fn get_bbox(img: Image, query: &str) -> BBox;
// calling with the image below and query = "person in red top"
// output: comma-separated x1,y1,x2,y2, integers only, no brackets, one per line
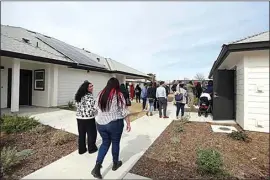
129,83,135,101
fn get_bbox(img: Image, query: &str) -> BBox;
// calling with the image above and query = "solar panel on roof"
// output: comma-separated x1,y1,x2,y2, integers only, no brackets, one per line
36,35,106,69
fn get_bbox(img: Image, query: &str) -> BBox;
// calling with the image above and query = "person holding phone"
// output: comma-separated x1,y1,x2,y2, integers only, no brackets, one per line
91,78,131,179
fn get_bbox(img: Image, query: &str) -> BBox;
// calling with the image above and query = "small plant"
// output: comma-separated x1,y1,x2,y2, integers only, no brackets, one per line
68,101,75,109
51,131,74,145
1,147,33,176
170,137,180,144
175,124,184,132
228,131,250,142
194,98,199,105
196,148,223,175
30,125,48,134
181,113,191,123
1,115,40,134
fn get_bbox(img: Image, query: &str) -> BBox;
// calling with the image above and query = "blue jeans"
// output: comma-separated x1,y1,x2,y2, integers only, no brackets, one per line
148,102,154,113
142,98,147,110
96,119,124,164
176,102,185,117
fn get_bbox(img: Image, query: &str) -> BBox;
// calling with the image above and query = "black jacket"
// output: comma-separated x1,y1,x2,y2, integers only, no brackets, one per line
165,86,169,96
147,87,156,99
135,86,142,95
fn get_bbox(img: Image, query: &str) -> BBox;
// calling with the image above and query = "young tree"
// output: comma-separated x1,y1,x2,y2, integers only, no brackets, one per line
194,73,205,80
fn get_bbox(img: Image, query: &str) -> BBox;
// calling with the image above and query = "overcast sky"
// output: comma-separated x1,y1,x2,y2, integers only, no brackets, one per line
1,1,269,80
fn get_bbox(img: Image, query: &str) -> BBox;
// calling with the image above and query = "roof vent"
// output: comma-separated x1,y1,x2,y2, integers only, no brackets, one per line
22,38,30,43
85,50,91,53
97,58,100,62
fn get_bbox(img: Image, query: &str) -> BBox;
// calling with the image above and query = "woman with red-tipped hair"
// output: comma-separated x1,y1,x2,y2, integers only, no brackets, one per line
91,77,131,179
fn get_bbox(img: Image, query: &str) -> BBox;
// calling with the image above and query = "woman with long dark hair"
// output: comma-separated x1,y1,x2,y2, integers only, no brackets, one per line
120,83,129,100
91,78,131,179
75,80,97,155
135,84,142,103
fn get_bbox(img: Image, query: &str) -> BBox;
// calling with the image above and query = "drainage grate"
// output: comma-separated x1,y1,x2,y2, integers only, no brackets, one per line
219,127,231,131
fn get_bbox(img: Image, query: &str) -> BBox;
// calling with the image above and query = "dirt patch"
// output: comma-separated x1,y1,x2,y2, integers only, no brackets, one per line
128,102,146,121
167,94,174,102
130,121,269,179
0,125,77,180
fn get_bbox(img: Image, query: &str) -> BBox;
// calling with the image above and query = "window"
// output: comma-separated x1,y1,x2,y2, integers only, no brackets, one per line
34,70,45,91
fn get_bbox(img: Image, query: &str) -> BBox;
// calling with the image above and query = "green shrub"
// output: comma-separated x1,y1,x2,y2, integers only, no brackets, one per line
68,101,75,109
1,115,40,134
196,148,223,174
30,125,48,134
194,98,199,105
228,131,250,142
51,131,74,145
1,147,33,176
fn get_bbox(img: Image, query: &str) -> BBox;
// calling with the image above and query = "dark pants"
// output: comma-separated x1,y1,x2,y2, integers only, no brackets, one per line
77,118,97,154
176,102,185,117
158,97,167,117
96,119,124,164
154,98,159,110
135,93,141,103
142,98,147,110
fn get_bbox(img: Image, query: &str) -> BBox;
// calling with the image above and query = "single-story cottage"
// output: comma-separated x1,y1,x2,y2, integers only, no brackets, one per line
209,31,269,133
1,25,149,112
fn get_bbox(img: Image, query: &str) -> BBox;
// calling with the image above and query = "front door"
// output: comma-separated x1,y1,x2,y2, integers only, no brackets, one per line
7,69,32,107
213,70,235,120
19,70,32,105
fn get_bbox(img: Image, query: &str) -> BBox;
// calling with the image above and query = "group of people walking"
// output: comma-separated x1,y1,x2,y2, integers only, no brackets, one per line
74,78,213,179
135,81,170,118
74,78,131,179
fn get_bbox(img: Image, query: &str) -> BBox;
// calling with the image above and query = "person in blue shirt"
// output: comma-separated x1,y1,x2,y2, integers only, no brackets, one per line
141,83,148,111
206,80,213,95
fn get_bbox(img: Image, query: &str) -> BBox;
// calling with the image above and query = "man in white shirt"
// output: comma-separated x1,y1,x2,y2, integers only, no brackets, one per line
156,81,169,118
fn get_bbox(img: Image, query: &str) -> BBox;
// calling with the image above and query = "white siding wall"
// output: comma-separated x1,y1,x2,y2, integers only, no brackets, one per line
57,67,112,106
244,51,269,133
1,57,51,108
235,59,245,128
1,68,8,108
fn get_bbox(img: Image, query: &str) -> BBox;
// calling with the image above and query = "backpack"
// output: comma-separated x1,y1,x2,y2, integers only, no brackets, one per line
175,93,183,101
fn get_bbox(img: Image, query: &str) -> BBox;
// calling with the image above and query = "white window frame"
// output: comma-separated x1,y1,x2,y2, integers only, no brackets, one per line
34,69,45,91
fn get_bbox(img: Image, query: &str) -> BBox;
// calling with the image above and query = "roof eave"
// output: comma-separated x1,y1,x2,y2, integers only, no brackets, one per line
208,41,270,78
113,70,150,79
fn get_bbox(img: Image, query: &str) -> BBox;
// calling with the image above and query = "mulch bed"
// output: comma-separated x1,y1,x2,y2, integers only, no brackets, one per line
130,121,270,179
0,125,77,180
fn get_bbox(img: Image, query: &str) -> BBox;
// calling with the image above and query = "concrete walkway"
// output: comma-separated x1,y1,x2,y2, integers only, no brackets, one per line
22,103,175,179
